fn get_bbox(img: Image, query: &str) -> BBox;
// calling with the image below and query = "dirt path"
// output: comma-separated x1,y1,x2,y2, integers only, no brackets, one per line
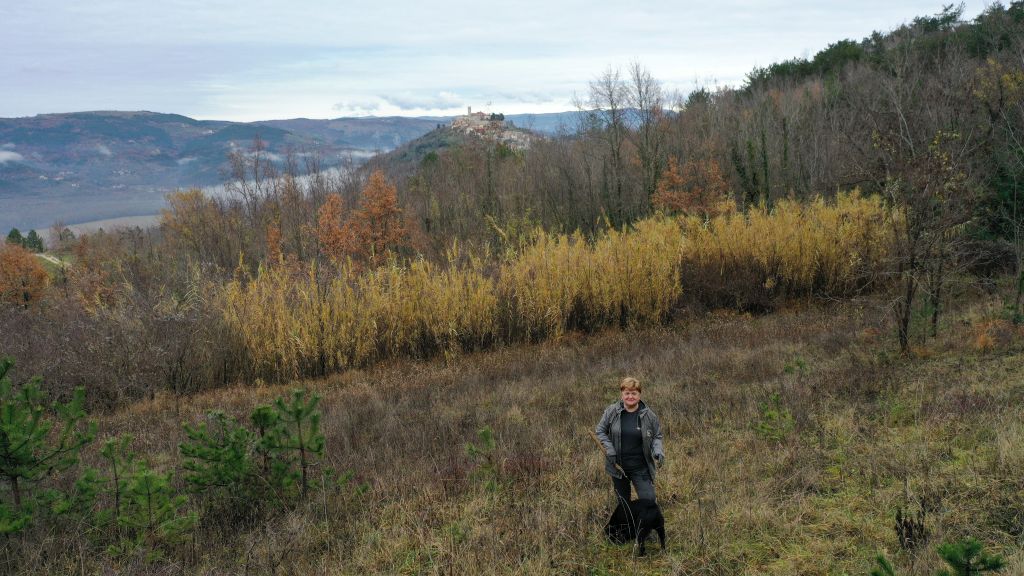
36,253,63,266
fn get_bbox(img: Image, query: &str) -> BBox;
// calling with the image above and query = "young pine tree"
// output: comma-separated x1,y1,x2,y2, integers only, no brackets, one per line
180,411,257,503
937,538,1006,575
117,463,195,551
24,230,44,252
0,358,94,533
99,434,137,529
466,426,498,491
5,228,23,247
272,389,325,498
250,403,293,496
869,554,897,576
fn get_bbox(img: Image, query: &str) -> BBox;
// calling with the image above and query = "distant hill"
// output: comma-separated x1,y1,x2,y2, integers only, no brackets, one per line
503,111,582,134
365,111,563,184
0,110,579,233
258,117,444,151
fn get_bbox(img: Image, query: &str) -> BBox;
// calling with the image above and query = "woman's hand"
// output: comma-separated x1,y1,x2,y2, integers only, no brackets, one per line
654,453,664,468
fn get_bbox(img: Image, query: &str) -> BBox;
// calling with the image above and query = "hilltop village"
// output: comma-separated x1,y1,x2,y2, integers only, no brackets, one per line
450,107,536,149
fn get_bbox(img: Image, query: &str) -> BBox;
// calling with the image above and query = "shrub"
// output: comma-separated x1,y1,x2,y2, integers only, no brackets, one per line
937,537,1006,575
0,357,94,533
754,392,795,443
679,192,890,309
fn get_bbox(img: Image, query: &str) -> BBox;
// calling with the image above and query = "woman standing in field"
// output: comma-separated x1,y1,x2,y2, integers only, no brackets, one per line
595,377,665,503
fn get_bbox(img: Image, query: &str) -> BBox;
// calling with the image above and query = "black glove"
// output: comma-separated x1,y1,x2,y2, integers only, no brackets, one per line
606,454,617,469
654,453,664,468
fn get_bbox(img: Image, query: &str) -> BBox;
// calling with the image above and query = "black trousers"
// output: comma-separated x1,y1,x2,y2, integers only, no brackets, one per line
612,467,655,502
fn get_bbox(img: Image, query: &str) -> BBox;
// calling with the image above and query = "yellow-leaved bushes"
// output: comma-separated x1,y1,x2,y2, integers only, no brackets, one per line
678,191,891,309
223,257,499,381
222,193,892,381
500,217,683,340
356,254,499,360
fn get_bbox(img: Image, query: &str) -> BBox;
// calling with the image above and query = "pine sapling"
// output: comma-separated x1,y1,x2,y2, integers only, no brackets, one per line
180,411,256,496
869,553,897,576
100,434,136,526
0,358,94,531
273,390,325,498
466,426,498,491
937,538,1005,575
117,462,195,553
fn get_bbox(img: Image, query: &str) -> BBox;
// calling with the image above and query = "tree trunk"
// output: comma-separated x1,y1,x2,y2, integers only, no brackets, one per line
1014,262,1024,324
898,268,916,354
9,476,20,508
930,252,945,338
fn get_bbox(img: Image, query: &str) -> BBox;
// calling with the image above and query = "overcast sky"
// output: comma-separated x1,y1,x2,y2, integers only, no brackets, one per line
2,1,993,121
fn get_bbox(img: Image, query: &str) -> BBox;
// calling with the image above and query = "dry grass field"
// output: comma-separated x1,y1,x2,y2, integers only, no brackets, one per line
12,282,1024,575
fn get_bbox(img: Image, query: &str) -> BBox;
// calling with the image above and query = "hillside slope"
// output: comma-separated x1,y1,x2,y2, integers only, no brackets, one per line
39,292,1024,575
0,112,441,231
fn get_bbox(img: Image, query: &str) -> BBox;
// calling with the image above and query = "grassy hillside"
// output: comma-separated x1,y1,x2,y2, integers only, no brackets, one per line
13,283,1023,574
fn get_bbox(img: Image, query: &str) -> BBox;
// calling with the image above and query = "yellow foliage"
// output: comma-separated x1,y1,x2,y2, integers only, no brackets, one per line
679,191,890,308
972,319,1015,351
501,217,683,340
222,256,499,380
222,193,891,380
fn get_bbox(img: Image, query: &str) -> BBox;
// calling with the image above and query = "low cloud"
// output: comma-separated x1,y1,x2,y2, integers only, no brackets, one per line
1,143,15,150
332,97,386,116
176,157,197,165
0,151,25,164
496,91,559,104
380,91,463,111
243,150,284,163
96,144,112,156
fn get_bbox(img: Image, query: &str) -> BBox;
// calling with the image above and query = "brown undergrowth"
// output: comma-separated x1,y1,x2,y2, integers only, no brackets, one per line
7,291,1024,574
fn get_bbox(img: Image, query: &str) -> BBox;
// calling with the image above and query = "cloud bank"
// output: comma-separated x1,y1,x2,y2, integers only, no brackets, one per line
0,1,994,121
0,151,25,164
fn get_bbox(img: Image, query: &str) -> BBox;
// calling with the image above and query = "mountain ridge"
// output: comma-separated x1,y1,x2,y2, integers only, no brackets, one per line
0,110,579,232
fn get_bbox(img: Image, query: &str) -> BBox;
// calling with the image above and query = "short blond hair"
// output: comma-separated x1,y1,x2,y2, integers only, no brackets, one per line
619,377,642,393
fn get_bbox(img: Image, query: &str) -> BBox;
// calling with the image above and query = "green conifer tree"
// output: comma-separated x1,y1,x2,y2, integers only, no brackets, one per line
100,434,137,528
466,426,498,491
869,554,897,576
0,357,94,533
937,538,1005,575
180,411,256,501
24,230,44,252
5,228,23,246
117,463,195,550
272,389,324,498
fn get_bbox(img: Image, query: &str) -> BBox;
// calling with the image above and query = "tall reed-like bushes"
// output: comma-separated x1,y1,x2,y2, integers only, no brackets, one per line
679,192,890,309
223,194,892,381
223,255,501,380
500,218,684,340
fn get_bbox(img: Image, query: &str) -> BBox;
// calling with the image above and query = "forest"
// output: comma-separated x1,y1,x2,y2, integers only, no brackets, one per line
1,4,1024,574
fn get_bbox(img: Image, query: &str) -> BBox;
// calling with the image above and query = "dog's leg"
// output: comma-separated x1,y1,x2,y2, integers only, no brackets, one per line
636,526,649,556
656,525,666,549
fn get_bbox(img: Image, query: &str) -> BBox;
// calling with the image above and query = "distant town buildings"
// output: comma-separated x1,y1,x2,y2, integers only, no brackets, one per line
450,107,535,150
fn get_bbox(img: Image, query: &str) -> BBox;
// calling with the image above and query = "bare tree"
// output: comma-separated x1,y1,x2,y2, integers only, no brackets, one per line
627,62,666,207
588,67,631,225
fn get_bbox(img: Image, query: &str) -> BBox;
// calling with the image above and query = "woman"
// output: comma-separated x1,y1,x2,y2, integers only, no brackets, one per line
595,377,665,503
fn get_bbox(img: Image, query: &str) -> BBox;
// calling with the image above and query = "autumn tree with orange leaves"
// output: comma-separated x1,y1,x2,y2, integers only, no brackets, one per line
317,170,420,269
652,156,731,219
316,193,349,265
0,244,48,305
266,221,284,266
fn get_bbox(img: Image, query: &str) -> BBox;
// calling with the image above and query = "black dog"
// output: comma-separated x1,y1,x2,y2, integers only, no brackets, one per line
604,498,666,555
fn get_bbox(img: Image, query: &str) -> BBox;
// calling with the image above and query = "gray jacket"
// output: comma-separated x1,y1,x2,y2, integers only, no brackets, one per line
595,400,664,480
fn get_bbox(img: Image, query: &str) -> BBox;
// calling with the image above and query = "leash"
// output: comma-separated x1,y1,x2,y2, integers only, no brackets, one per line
589,428,642,558
588,429,628,478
